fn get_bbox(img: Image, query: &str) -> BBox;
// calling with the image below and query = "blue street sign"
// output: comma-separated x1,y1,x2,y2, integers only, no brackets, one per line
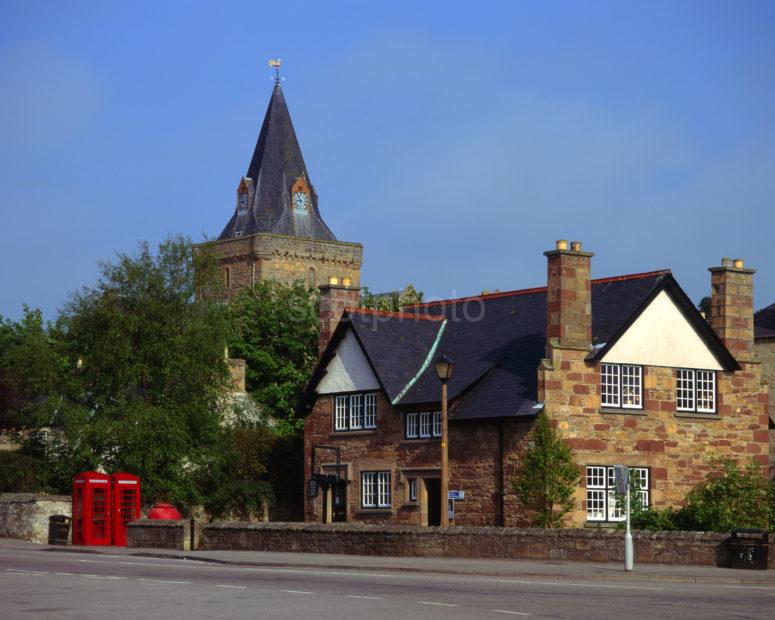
448,490,465,500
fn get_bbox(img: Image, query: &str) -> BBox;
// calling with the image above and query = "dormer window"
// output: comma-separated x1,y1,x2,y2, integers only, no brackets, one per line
237,191,249,214
234,230,243,237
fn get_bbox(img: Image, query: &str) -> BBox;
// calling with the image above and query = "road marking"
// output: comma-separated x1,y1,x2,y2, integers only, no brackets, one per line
81,574,125,580
247,567,390,578
419,601,457,607
346,595,383,600
217,584,248,589
487,578,661,591
493,611,531,616
137,578,191,584
713,584,775,591
281,589,314,595
55,572,75,575
6,569,49,574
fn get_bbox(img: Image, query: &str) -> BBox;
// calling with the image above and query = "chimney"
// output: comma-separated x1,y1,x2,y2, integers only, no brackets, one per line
318,283,361,356
544,239,594,350
708,257,756,362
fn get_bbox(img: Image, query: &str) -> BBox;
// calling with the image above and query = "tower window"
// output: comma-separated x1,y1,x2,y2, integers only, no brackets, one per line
225,267,231,289
308,267,317,288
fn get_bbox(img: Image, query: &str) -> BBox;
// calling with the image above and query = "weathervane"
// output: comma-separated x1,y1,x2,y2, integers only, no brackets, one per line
268,58,283,84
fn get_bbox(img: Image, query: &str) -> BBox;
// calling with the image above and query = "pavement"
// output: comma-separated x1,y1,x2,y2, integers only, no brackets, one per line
1,537,772,586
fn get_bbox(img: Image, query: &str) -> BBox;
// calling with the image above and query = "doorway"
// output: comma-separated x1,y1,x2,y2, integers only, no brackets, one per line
425,478,441,526
332,481,347,522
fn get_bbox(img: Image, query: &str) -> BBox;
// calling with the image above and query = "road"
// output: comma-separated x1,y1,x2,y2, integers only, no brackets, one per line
1,547,773,619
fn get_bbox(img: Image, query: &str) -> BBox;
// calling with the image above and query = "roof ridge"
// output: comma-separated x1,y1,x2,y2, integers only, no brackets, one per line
346,307,444,322
406,269,672,309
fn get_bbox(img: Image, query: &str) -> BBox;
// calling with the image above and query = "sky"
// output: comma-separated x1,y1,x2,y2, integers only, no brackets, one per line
1,0,774,320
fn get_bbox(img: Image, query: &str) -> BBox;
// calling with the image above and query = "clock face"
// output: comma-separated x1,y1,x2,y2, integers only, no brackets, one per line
238,192,248,212
293,191,309,211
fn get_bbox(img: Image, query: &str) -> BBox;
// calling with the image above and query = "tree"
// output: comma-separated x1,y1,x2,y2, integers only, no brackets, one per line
6,236,234,505
361,284,424,312
698,296,712,318
226,280,319,435
512,412,579,527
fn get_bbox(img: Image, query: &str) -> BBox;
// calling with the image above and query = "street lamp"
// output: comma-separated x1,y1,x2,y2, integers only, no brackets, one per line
434,354,455,527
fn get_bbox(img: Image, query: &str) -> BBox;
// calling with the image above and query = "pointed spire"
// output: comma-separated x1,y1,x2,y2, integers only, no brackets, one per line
218,78,336,242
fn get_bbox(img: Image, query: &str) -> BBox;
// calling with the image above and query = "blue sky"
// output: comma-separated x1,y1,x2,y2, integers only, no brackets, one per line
1,0,774,320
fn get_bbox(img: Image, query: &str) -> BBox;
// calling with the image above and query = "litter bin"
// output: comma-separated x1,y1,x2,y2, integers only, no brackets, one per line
48,515,71,546
729,529,768,570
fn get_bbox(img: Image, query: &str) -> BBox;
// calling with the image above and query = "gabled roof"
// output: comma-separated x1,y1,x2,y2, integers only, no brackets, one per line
303,270,739,422
218,83,336,242
755,302,775,339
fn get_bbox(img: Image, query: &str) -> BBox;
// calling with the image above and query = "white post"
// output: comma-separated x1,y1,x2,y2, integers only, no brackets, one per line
624,481,633,571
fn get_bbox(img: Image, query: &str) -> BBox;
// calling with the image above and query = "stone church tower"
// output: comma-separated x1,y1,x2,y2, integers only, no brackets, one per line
197,78,362,297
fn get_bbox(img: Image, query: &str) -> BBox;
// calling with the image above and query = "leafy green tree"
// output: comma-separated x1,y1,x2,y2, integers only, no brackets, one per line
4,236,234,505
361,284,423,312
226,280,318,435
512,412,580,527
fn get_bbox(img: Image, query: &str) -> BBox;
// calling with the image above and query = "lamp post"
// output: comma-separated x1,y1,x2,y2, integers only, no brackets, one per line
434,354,455,527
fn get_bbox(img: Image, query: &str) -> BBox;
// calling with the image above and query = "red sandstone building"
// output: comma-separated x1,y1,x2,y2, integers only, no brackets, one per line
302,242,769,526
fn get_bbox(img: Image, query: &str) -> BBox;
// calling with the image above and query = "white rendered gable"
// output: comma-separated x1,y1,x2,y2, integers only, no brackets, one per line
602,290,722,370
317,328,381,394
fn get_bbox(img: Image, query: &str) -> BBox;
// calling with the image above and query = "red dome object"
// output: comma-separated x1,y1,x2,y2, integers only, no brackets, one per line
147,503,182,520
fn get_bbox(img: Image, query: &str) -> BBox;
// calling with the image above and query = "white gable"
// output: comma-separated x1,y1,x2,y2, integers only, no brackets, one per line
317,328,381,394
602,290,722,370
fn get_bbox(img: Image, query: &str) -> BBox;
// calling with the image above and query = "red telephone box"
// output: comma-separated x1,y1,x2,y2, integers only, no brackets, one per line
72,471,112,546
110,473,141,547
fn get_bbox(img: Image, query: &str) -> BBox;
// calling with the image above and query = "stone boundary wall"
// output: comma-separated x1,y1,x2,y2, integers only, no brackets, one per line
0,493,71,544
200,523,774,569
126,519,198,551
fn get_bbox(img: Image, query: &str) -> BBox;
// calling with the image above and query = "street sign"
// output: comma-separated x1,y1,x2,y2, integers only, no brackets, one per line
448,490,465,500
307,479,319,498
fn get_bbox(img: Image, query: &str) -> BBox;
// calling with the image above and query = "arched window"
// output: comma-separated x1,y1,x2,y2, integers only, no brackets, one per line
307,267,317,289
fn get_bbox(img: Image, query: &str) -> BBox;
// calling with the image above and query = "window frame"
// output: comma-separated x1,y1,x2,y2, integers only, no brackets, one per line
408,478,417,503
333,392,378,432
405,411,442,439
676,368,716,414
361,471,391,509
600,363,643,410
585,465,650,523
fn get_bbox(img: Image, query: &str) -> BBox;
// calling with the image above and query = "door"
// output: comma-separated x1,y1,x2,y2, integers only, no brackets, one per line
425,478,441,526
332,481,347,522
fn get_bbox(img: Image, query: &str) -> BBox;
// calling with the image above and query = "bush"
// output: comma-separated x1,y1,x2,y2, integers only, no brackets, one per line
624,458,772,532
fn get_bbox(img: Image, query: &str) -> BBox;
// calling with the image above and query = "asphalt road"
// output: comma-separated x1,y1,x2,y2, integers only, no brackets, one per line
1,547,773,619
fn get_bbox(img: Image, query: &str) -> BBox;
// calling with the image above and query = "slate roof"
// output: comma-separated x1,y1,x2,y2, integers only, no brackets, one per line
754,303,775,339
306,270,738,422
218,83,336,242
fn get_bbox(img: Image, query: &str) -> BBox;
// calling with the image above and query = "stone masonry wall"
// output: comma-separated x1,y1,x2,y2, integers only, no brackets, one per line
201,522,775,569
303,392,534,526
197,233,363,300
126,519,198,551
754,338,775,477
539,342,770,525
0,493,71,544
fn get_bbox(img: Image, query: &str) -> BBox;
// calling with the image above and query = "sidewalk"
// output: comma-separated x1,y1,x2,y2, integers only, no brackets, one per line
1,538,773,586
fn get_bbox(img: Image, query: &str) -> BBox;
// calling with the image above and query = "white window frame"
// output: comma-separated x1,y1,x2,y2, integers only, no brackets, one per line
601,363,642,409
432,411,441,437
408,478,417,502
406,413,418,439
364,393,377,428
419,412,432,438
361,471,391,509
586,465,649,522
676,369,716,413
333,392,378,431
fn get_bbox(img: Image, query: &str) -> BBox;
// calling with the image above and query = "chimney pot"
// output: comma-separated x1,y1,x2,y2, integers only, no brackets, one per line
342,277,351,287
721,257,733,268
328,276,339,285
556,239,568,251
733,258,744,269
570,240,582,252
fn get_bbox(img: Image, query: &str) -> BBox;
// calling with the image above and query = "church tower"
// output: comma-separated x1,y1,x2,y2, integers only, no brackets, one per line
198,73,362,297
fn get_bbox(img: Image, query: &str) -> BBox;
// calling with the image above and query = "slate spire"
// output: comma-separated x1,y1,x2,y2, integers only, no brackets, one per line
218,82,336,241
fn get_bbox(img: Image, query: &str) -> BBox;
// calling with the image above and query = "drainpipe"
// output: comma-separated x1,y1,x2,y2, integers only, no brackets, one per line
497,421,505,527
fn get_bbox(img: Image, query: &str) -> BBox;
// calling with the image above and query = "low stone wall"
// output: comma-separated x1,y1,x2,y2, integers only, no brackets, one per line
201,522,774,568
126,519,198,551
0,493,71,544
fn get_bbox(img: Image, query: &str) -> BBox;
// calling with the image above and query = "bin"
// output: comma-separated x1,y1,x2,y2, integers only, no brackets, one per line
729,529,769,570
48,515,71,545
